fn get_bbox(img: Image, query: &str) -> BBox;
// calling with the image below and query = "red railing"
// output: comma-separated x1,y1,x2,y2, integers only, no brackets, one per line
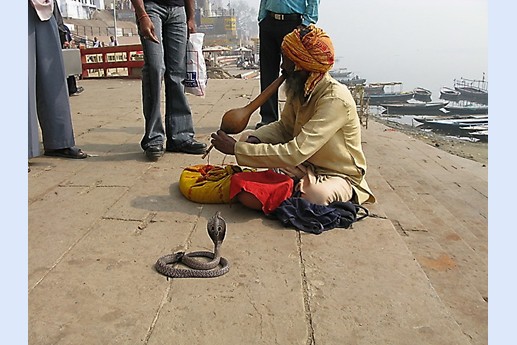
80,44,245,79
80,44,144,79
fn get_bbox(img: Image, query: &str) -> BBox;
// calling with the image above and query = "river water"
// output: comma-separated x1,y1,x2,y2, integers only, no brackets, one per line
319,0,488,100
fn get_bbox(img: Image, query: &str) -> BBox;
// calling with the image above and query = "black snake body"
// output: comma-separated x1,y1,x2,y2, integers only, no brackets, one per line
155,212,230,278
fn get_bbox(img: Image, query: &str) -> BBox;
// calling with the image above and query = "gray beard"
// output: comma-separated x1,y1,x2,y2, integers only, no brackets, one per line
284,71,308,102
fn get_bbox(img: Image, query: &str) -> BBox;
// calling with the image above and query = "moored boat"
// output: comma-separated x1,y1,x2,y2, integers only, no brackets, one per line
413,116,488,135
329,68,352,79
454,76,488,104
469,130,488,142
459,124,488,132
364,83,385,95
414,116,488,126
366,82,415,105
439,86,461,101
413,87,432,102
443,101,488,115
381,101,448,115
338,75,367,86
368,91,415,105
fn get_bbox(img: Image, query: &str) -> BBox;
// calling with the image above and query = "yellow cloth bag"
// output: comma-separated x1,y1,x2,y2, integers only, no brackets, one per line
179,164,253,204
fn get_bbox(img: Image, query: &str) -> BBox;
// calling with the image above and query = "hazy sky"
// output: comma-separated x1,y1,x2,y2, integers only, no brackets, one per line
239,0,488,96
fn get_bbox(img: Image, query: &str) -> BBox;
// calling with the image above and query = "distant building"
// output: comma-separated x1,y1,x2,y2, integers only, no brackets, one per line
198,15,238,46
58,0,242,46
58,0,105,19
197,0,211,16
196,0,238,47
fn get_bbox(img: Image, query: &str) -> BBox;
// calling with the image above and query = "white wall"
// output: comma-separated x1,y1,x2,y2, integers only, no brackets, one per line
58,0,99,19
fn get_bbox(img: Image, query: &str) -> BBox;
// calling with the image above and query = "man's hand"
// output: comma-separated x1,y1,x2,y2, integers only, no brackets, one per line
187,18,197,35
211,130,237,155
139,16,159,43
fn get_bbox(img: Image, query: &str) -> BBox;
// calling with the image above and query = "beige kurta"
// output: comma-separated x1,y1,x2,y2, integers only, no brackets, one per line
234,73,376,204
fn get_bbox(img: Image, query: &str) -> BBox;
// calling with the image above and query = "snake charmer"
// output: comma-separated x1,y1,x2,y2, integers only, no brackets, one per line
210,25,376,213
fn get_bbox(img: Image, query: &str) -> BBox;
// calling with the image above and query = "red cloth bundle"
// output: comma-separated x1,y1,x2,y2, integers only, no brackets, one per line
230,170,294,214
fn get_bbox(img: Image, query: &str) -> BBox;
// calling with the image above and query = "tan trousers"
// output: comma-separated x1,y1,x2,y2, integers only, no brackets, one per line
278,165,353,205
239,131,353,205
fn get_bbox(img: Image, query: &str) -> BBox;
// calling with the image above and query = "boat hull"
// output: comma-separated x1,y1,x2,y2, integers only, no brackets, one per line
413,87,432,102
414,116,488,136
382,102,448,115
455,87,488,105
364,85,384,95
368,92,415,105
444,104,488,115
453,77,488,105
470,130,488,142
338,78,367,86
439,87,460,101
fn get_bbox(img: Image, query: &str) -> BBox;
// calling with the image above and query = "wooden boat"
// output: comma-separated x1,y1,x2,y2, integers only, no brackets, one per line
459,124,488,132
381,101,448,115
329,68,352,79
454,77,488,104
413,87,432,102
338,75,367,86
364,84,385,95
455,86,488,104
414,116,487,126
366,82,415,105
413,116,488,135
443,101,488,115
368,91,415,105
469,130,488,142
439,86,460,101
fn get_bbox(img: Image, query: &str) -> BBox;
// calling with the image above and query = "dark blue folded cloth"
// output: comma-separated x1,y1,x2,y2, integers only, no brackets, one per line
271,197,368,234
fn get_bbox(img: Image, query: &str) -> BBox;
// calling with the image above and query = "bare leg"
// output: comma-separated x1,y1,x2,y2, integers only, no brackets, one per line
235,191,263,210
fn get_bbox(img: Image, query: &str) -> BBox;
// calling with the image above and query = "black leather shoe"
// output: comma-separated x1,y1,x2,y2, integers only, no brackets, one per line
166,139,207,155
145,145,164,160
70,86,84,96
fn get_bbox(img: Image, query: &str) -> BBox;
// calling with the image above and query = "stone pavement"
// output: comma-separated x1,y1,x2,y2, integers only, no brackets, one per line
28,77,488,345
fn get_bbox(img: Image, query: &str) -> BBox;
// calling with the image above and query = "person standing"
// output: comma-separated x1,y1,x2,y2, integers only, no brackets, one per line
109,35,118,46
256,0,319,129
28,0,87,159
130,0,207,160
92,36,101,48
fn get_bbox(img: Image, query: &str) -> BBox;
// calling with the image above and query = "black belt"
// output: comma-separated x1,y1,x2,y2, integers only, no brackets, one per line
267,11,302,21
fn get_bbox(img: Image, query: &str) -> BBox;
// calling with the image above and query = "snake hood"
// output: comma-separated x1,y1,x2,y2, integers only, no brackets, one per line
207,211,226,245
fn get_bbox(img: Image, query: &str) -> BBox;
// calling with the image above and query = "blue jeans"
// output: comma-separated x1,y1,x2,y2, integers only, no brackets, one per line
138,2,195,150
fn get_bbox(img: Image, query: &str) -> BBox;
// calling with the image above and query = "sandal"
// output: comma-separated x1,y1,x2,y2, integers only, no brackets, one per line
44,146,87,159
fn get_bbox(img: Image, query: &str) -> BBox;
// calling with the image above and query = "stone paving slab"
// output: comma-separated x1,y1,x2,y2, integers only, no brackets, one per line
28,78,487,345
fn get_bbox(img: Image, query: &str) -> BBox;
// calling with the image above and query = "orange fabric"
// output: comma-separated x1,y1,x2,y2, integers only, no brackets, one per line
281,24,335,96
230,170,294,214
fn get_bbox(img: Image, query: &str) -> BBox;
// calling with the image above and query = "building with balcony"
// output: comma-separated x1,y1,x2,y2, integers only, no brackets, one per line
57,0,106,19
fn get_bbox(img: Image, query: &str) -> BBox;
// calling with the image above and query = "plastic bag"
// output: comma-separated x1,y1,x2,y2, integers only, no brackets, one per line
184,33,207,97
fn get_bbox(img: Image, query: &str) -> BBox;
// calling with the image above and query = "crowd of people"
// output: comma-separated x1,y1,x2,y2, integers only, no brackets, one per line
28,0,375,211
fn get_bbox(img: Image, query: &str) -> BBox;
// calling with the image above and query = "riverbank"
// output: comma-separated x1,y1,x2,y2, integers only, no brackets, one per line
371,115,488,165
214,65,489,166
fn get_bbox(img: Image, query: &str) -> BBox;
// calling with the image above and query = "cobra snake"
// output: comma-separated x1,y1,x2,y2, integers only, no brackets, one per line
155,211,230,278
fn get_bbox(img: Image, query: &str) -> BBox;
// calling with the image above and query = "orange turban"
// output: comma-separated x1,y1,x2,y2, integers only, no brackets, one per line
281,25,335,96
